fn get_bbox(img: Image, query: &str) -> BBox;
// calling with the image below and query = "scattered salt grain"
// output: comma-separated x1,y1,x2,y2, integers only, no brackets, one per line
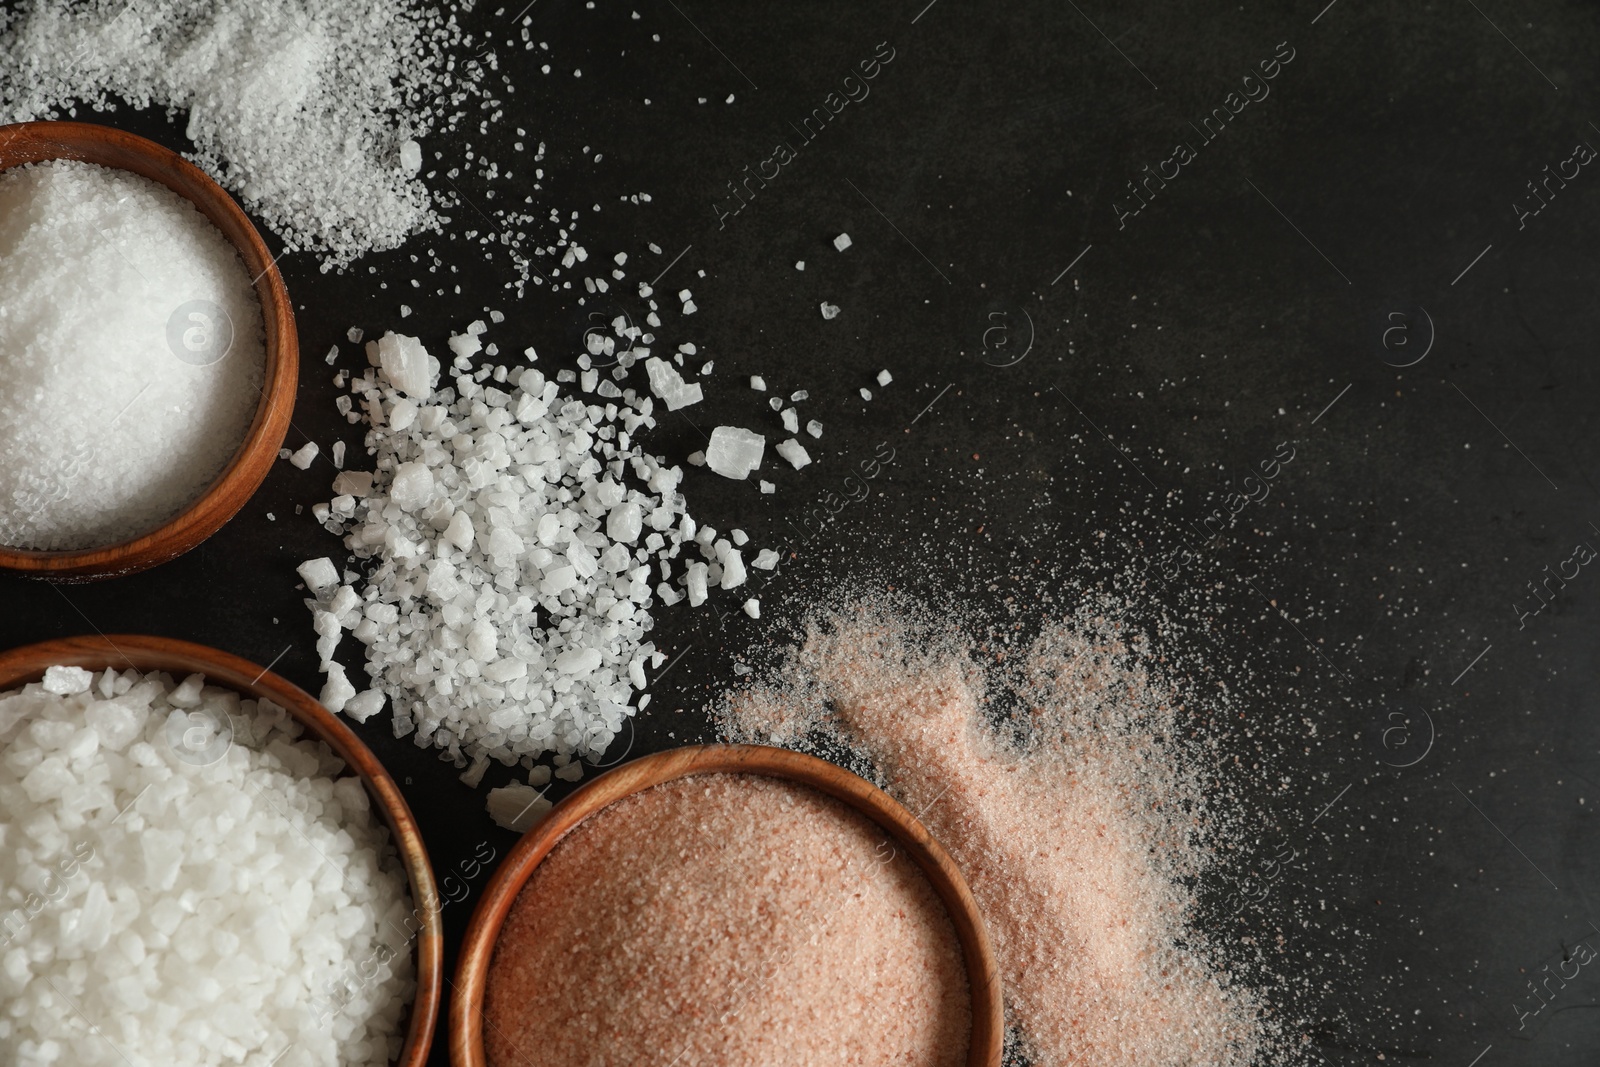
860,387,874,401
833,232,853,251
752,548,780,570
742,598,761,618
877,368,894,386
290,442,321,470
807,419,824,438
759,480,776,494
781,408,800,433
0,3,500,266
820,301,841,320
750,375,767,391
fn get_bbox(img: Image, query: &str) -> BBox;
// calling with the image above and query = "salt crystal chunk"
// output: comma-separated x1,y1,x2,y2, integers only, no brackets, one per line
554,761,584,782
297,557,340,594
41,665,93,695
720,550,747,589
807,419,824,438
781,408,799,434
400,139,423,176
444,511,476,550
877,368,894,386
731,529,749,546
833,232,852,251
759,480,776,494
607,501,642,543
289,442,320,469
750,376,766,391
752,548,781,570
390,461,436,511
743,598,761,618
529,765,553,786
377,331,437,399
820,302,840,320
320,664,356,714
645,357,703,411
332,441,347,468
487,783,551,832
775,438,812,470
790,390,809,402
344,689,385,723
686,562,709,606
331,471,373,497
860,387,873,401
705,427,765,480
460,755,490,788
85,699,143,750
555,647,602,675
347,327,364,343
768,397,783,412
795,260,805,271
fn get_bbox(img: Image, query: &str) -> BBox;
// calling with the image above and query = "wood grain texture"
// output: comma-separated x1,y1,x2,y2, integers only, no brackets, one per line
0,635,442,1067
0,120,297,581
450,743,1003,1067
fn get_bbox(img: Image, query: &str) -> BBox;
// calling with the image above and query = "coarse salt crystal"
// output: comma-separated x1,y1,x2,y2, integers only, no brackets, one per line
705,427,766,480
775,438,812,470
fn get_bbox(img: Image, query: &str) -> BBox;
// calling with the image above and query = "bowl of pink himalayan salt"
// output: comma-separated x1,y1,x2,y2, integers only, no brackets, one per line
0,120,296,581
451,744,1003,1067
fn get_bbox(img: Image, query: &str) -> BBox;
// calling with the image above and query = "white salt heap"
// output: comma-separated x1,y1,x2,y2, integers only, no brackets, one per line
0,666,415,1067
305,322,783,776
0,1,487,267
0,160,263,551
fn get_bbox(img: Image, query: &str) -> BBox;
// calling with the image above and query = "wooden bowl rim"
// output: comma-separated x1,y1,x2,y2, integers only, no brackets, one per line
0,634,443,1067
0,119,297,581
450,742,1003,1067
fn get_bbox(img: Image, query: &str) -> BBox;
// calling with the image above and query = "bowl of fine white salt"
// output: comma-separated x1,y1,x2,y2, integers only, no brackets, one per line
0,120,296,580
0,634,444,1067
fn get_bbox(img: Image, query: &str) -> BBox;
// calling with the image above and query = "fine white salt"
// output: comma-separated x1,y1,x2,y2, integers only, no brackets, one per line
0,160,264,550
0,2,495,267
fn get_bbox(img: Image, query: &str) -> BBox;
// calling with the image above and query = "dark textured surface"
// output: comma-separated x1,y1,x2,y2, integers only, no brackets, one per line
3,1,1600,1063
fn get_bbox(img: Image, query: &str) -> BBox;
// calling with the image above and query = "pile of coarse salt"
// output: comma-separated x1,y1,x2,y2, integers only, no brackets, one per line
302,321,780,792
484,773,970,1067
0,159,263,551
0,0,496,268
0,665,415,1067
721,599,1291,1067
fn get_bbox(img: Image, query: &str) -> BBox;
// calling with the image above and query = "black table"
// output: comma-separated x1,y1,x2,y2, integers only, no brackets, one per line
4,1,1599,1063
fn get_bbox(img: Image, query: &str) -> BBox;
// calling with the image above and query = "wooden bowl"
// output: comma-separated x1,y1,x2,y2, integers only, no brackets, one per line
0,120,296,581
0,634,442,1067
451,743,1003,1067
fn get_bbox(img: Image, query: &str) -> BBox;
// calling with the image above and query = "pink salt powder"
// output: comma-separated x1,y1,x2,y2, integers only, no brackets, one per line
721,603,1272,1067
483,773,970,1067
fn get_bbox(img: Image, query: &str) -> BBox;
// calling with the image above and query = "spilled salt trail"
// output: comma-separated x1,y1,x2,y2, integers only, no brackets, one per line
720,602,1274,1067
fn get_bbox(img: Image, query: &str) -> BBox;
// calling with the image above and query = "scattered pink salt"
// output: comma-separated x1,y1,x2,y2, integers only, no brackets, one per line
721,603,1270,1067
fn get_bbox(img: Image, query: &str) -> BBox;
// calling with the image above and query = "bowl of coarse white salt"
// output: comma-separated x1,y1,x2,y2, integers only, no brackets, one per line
0,121,297,580
0,633,445,1067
